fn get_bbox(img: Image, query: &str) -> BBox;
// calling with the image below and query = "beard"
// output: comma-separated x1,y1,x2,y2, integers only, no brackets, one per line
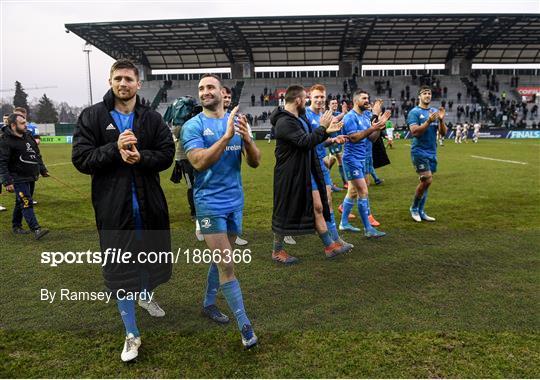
15,126,27,135
298,104,306,115
113,88,136,102
201,95,221,111
359,103,369,111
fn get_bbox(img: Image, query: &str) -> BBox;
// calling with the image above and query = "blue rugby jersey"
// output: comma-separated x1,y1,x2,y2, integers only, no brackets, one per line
342,109,372,163
407,106,439,158
181,113,244,215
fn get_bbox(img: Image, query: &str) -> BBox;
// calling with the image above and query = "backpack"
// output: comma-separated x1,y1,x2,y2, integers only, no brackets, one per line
163,96,201,129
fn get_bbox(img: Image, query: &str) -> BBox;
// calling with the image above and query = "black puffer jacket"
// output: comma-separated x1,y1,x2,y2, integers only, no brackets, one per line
270,108,330,235
0,125,47,186
72,90,175,293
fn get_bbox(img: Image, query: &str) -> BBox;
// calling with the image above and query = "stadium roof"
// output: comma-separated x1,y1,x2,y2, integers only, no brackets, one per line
65,14,540,69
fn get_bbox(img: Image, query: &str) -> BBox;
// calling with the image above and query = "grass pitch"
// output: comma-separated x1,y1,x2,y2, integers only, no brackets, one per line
1,139,539,377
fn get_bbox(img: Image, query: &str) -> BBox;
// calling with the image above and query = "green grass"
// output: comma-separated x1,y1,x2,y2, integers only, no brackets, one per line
1,139,539,378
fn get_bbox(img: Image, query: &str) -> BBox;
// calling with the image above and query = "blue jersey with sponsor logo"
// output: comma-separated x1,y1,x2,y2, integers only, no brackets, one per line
305,107,327,160
407,106,439,158
342,109,372,163
181,112,244,215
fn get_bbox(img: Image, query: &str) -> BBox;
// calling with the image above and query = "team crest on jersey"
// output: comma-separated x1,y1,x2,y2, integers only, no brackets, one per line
203,128,215,136
200,218,212,228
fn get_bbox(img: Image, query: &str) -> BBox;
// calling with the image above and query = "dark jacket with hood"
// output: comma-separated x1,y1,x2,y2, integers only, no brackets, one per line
270,107,330,235
72,90,175,293
0,125,47,186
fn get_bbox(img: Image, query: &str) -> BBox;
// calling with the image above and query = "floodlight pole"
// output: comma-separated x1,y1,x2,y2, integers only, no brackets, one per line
83,43,93,105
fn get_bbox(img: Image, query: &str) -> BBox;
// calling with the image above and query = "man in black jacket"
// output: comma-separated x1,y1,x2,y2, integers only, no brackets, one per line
72,59,175,362
0,113,49,238
270,85,344,264
0,114,8,212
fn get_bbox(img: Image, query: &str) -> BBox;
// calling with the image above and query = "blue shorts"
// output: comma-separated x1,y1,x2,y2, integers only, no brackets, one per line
197,210,243,235
311,165,332,191
343,160,365,181
412,155,437,173
364,156,374,176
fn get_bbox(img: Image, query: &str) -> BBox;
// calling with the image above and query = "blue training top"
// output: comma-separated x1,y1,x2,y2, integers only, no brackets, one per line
110,109,142,229
407,106,439,158
305,107,327,161
342,109,372,163
181,112,244,216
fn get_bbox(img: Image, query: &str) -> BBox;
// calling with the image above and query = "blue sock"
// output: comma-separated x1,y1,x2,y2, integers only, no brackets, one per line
370,167,380,182
357,198,373,231
203,263,220,308
117,299,140,337
327,212,339,241
318,230,334,247
273,233,284,252
366,197,372,215
341,197,355,225
412,194,422,209
419,189,429,213
221,279,251,330
338,165,346,184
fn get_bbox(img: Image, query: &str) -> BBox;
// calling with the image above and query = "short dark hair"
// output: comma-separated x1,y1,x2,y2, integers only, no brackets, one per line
353,89,369,98
110,59,139,79
418,85,431,95
223,85,232,95
200,73,223,88
13,107,27,116
8,113,23,126
284,85,305,103
352,89,369,102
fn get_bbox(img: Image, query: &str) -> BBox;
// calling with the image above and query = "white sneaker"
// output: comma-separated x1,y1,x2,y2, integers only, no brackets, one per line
195,220,204,241
235,236,248,246
138,299,165,317
0,205,6,211
420,212,436,222
410,207,422,222
121,333,141,362
284,236,296,245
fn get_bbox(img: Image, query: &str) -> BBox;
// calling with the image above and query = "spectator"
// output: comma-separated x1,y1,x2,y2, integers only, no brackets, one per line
251,94,255,107
0,113,49,238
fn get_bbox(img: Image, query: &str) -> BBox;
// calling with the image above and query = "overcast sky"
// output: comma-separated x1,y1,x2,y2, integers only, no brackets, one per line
1,0,539,107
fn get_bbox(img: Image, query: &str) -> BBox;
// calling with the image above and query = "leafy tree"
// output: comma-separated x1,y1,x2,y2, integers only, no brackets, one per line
35,94,58,123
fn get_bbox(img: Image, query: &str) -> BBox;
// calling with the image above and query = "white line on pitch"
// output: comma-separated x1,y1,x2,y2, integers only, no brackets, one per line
48,162,72,167
470,155,528,165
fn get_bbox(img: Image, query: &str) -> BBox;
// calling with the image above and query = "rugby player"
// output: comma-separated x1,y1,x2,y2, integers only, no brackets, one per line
407,85,447,222
339,90,390,237
182,73,261,349
305,85,353,256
